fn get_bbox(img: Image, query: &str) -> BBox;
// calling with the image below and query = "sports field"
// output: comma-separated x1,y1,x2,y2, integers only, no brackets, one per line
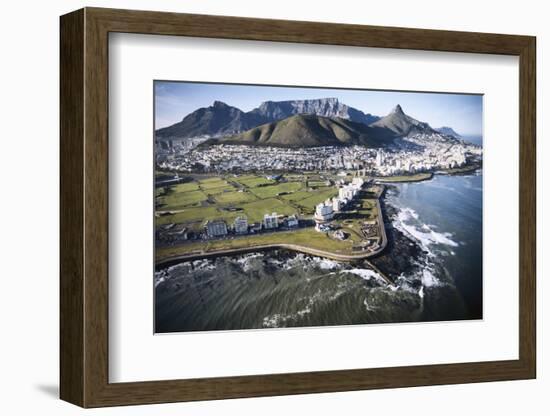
155,174,339,231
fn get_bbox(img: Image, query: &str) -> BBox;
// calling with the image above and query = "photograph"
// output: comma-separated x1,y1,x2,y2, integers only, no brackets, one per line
153,81,483,333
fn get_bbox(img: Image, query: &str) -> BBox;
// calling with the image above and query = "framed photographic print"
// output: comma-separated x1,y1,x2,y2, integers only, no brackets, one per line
60,7,536,408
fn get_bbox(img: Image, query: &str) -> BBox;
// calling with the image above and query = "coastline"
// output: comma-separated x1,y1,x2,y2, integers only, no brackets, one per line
436,163,481,175
155,164,479,272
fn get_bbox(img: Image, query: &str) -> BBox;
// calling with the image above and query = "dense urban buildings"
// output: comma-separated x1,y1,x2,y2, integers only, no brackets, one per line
157,140,480,177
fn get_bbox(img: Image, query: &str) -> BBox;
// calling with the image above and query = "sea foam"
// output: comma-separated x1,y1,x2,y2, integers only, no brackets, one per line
393,207,459,251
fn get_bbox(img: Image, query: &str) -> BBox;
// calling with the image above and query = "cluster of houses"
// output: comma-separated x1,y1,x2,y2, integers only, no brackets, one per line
314,177,365,232
374,144,472,176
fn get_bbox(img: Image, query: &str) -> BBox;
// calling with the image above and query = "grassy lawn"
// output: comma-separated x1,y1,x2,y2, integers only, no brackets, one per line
199,178,231,190
295,187,339,209
213,190,258,205
156,227,354,261
171,182,200,192
239,197,297,222
202,184,237,195
250,181,303,199
374,172,433,183
234,176,275,188
157,189,208,209
156,206,220,226
308,180,329,187
280,190,314,202
440,164,481,175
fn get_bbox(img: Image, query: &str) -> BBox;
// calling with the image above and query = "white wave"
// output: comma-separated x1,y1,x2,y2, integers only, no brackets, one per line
265,257,284,266
421,268,440,287
393,207,459,250
235,253,263,271
363,298,376,311
395,260,442,293
282,253,309,270
316,258,342,270
281,253,343,272
166,262,191,274
261,304,314,328
394,274,420,295
191,259,216,271
343,268,387,285
262,314,284,328
154,271,167,288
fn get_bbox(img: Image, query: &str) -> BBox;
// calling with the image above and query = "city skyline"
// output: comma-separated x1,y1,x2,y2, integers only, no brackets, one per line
155,81,483,136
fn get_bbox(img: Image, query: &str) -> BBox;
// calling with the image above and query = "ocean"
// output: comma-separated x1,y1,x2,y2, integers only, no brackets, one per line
155,172,483,333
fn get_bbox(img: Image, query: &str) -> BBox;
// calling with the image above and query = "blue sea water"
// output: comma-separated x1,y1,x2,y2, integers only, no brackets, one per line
386,172,483,319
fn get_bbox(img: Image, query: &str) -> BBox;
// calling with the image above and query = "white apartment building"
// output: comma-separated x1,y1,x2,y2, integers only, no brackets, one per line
234,216,248,234
315,200,334,222
263,212,279,229
332,197,344,212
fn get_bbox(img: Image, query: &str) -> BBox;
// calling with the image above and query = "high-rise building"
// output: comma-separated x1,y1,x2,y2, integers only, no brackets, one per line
263,213,279,229
376,150,385,167
315,201,334,222
234,216,248,234
332,197,344,212
205,220,228,238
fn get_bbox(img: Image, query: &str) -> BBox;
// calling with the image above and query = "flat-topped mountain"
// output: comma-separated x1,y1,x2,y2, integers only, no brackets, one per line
250,97,380,126
216,114,393,148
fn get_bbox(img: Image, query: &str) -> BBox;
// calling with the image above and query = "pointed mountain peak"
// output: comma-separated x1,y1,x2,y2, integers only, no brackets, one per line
391,104,405,115
212,100,230,108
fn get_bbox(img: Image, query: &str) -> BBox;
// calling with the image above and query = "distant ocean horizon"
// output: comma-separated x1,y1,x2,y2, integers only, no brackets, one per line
463,134,483,146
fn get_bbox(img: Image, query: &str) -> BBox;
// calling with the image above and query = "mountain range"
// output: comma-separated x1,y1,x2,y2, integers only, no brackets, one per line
156,97,461,148
155,97,380,140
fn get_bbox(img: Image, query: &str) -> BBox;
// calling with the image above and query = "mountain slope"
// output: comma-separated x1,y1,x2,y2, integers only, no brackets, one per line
155,101,268,139
370,104,434,137
217,114,392,148
435,126,462,139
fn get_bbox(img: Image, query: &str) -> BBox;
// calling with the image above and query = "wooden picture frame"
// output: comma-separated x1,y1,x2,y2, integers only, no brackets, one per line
60,7,536,408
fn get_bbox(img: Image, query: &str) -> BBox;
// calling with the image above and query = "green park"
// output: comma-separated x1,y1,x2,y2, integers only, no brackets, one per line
155,173,385,262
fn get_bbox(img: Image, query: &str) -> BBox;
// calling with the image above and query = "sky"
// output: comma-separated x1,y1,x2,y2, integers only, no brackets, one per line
155,81,483,136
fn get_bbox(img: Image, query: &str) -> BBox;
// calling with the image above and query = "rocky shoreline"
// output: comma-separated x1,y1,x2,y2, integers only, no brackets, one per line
368,186,426,282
